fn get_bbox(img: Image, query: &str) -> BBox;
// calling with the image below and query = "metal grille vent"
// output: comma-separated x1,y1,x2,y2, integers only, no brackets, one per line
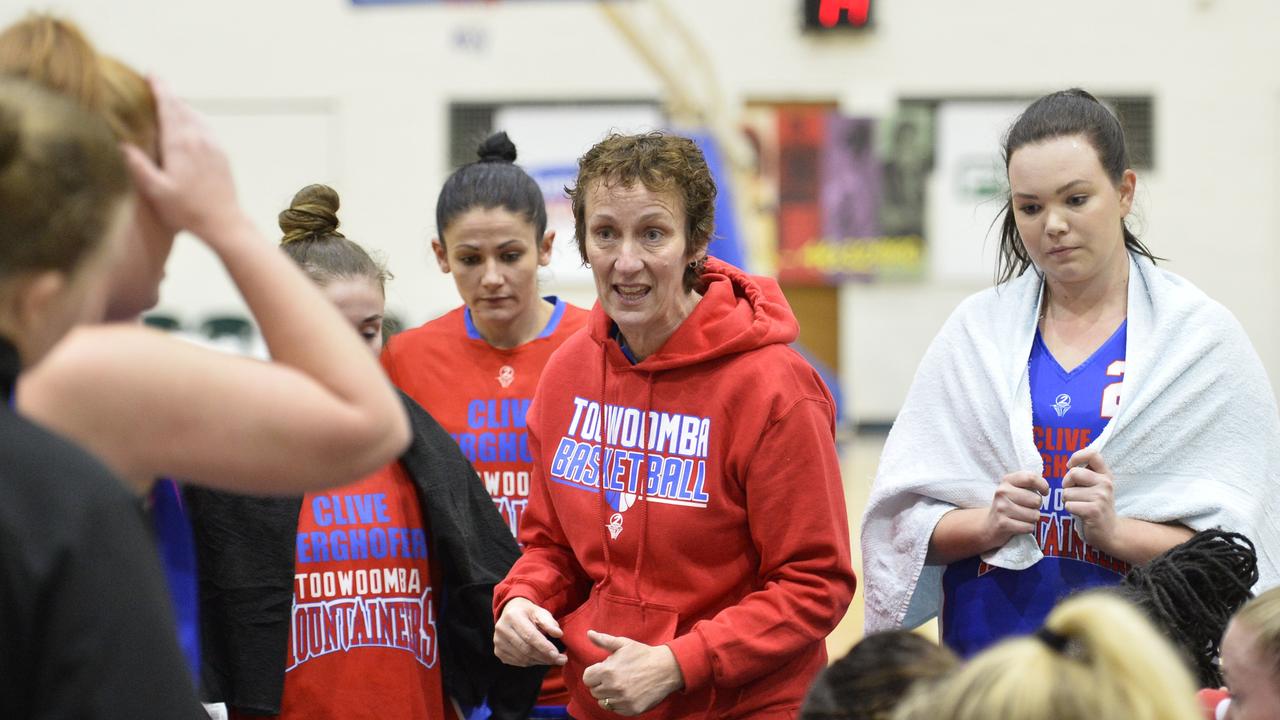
449,103,496,170
1103,96,1154,171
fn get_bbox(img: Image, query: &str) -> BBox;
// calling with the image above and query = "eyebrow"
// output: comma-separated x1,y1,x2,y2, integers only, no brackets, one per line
1013,179,1090,200
454,239,525,251
590,210,674,226
362,314,384,323
636,211,675,225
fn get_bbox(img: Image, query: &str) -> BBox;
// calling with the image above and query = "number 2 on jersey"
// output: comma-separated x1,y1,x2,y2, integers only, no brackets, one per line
1100,360,1125,419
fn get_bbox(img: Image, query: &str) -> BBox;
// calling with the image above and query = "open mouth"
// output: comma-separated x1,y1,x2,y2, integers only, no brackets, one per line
613,284,650,305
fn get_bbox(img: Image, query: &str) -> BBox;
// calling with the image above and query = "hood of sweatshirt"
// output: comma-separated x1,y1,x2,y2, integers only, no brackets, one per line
585,257,798,371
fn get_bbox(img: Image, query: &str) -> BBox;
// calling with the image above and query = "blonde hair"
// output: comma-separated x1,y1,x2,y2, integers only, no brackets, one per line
278,184,389,292
98,55,157,158
0,14,157,157
0,15,101,111
1233,586,1280,677
894,593,1202,720
0,76,129,279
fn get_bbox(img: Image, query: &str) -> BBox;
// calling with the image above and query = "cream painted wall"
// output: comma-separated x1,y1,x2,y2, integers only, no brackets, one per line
5,0,1277,420
1,0,660,325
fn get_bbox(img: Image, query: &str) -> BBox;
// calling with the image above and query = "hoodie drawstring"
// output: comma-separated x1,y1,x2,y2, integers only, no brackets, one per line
633,375,654,595
594,335,656,599
596,345,614,586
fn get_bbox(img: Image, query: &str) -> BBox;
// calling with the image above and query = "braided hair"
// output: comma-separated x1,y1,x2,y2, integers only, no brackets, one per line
1115,529,1258,687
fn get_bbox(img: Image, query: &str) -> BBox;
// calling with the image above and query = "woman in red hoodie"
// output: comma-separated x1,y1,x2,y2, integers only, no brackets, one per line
493,132,856,719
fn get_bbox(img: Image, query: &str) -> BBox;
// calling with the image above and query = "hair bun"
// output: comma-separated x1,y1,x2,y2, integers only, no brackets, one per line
1064,87,1102,104
279,183,343,245
476,131,517,164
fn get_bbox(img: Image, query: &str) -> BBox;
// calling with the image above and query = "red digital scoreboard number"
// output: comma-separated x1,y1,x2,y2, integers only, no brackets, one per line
803,0,872,30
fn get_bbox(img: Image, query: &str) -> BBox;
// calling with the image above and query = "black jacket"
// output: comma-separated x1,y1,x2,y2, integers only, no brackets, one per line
187,391,544,717
0,339,205,719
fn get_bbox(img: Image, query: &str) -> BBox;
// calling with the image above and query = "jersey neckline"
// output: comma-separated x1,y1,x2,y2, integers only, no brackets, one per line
463,296,566,344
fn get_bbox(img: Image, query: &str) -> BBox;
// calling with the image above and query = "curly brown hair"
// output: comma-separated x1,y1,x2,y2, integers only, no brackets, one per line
567,132,716,291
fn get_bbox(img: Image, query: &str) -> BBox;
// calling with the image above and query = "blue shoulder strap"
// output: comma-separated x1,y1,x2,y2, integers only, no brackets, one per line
149,478,201,681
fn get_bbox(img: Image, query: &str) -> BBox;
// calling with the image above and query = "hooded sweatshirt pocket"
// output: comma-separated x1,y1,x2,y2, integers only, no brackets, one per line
562,591,680,719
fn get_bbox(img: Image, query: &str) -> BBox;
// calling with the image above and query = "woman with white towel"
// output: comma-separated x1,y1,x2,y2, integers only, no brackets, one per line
861,88,1280,657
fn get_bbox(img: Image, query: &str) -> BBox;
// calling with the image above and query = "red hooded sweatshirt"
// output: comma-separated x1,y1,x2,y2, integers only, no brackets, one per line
494,259,856,719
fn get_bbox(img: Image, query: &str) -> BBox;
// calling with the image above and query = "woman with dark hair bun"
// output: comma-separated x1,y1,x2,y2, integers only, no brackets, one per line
382,131,589,717
186,184,542,720
863,88,1280,657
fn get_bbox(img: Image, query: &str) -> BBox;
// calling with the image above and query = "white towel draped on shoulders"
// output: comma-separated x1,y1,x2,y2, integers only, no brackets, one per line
860,253,1280,631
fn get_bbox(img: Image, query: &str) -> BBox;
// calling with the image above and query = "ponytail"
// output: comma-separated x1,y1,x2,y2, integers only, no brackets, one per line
894,593,1201,720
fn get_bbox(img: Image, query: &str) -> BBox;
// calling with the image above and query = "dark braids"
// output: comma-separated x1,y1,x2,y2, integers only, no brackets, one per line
1114,529,1258,687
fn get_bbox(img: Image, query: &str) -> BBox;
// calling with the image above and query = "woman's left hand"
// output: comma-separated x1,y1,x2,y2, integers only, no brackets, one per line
582,630,685,715
1063,447,1118,551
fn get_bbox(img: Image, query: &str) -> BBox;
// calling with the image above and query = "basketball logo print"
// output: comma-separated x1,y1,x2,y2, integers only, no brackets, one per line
1052,393,1072,417
497,365,515,388
607,513,624,540
605,489,638,514
618,492,637,512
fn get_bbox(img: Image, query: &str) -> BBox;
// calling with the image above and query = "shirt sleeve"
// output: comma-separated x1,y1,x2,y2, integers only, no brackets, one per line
664,396,856,691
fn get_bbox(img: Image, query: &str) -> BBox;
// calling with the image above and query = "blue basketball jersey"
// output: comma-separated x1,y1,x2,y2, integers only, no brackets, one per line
941,320,1130,657
150,478,200,680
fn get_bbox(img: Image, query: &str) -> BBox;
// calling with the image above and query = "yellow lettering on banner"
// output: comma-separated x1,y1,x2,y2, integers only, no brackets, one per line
780,235,925,275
